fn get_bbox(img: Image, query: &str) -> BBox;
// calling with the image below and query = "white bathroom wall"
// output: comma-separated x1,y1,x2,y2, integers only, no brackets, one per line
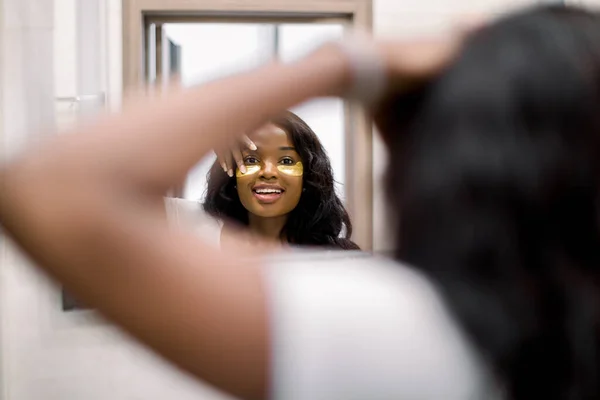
75,0,103,116
54,0,107,131
0,0,55,158
54,0,77,130
0,1,57,400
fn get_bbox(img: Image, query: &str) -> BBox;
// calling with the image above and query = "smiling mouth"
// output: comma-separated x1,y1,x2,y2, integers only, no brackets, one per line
252,188,284,203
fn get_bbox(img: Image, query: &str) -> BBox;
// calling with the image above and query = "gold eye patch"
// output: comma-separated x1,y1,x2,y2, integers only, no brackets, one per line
235,162,303,177
235,164,260,178
277,162,303,177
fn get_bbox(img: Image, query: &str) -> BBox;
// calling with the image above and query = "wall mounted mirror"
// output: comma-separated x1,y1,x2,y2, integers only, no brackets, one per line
123,0,374,251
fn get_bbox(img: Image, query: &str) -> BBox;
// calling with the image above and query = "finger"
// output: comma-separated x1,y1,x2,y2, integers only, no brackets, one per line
215,150,228,174
240,134,257,151
221,138,241,177
224,150,235,178
232,146,246,175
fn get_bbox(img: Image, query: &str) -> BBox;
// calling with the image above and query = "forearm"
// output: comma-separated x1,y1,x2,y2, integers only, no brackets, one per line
0,164,268,399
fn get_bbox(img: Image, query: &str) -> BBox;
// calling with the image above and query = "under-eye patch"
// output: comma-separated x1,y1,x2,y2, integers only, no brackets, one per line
235,162,303,177
277,162,303,177
236,164,260,178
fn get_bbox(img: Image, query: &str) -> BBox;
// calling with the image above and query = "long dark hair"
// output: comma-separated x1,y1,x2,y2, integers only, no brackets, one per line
203,111,359,250
377,5,600,399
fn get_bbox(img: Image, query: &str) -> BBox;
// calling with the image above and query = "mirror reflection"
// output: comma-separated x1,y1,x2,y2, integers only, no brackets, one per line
149,21,356,249
204,111,359,250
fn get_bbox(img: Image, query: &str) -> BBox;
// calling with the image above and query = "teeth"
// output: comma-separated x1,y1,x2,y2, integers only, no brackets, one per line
255,189,282,194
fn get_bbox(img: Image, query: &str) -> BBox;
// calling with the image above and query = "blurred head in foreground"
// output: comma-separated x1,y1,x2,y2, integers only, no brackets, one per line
377,5,600,399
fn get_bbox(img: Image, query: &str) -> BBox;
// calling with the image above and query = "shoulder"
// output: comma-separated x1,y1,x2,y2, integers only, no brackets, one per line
265,253,494,399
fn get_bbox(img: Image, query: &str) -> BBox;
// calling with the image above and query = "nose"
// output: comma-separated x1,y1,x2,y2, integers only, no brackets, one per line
260,160,278,180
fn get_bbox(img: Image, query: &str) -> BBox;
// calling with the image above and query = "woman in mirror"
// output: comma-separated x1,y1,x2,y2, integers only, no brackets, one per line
204,111,359,250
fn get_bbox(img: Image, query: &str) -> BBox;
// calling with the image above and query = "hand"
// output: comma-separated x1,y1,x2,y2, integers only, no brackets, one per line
375,16,487,94
215,134,257,177
367,17,488,141
350,16,487,100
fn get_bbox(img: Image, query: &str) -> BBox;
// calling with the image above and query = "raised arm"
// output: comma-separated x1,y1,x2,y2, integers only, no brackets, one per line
0,45,353,400
0,37,461,400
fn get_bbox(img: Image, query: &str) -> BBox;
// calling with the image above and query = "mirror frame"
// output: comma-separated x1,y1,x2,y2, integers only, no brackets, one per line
122,0,374,250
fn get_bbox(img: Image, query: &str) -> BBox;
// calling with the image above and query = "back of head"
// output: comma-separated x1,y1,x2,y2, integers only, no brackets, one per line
377,6,600,399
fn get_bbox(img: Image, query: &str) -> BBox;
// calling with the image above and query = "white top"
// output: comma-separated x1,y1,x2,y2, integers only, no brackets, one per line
266,253,500,400
163,198,497,398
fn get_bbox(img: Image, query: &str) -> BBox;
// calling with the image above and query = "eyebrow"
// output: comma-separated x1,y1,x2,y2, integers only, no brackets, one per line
249,146,296,152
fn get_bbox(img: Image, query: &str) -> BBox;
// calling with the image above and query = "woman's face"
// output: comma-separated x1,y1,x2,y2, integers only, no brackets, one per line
236,123,303,218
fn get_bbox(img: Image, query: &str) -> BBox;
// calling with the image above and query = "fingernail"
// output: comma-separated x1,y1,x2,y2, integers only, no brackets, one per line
240,165,247,174
228,169,233,177
249,143,257,151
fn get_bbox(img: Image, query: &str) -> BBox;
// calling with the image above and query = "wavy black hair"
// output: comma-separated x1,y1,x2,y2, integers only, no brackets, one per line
203,111,359,250
377,5,600,399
